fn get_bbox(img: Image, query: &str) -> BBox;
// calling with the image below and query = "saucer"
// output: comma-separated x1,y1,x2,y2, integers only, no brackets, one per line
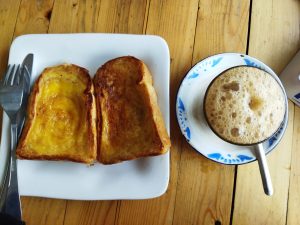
176,53,288,165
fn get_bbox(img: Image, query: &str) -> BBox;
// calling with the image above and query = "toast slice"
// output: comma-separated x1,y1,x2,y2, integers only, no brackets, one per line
16,64,97,164
94,56,171,164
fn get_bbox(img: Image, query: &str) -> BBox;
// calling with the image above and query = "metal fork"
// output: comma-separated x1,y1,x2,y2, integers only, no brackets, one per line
0,64,24,219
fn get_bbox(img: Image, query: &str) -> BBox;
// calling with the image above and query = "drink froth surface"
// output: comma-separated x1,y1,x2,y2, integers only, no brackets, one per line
204,66,285,145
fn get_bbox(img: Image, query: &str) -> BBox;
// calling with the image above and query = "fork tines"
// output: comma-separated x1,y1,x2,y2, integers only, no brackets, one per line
1,65,23,86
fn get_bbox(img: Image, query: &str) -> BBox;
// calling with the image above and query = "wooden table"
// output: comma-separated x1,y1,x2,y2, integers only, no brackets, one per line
0,0,299,224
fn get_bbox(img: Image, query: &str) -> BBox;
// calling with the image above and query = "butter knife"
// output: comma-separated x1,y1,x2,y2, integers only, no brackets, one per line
17,54,33,138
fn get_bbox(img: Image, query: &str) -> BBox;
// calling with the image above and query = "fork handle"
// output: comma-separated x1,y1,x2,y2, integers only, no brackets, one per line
0,212,25,225
0,148,11,210
3,124,22,219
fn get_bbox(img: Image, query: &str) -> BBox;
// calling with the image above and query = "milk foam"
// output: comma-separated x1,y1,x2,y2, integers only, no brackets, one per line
204,66,285,145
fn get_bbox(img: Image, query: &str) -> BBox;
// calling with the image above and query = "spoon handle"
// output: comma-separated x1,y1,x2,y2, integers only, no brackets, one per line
255,143,273,196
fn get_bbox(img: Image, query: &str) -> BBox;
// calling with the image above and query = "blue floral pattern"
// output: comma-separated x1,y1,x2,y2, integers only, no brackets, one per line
212,57,223,67
207,153,253,164
177,98,191,141
186,57,223,80
188,71,199,79
242,56,266,71
243,58,257,67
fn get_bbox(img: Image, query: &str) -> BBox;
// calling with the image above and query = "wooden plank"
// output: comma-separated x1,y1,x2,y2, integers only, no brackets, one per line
286,6,300,225
63,200,118,225
95,0,149,33
14,0,54,36
21,197,66,225
0,0,20,74
283,3,300,223
243,0,300,73
192,0,250,60
48,1,149,224
50,0,148,33
10,1,68,225
48,1,115,225
115,0,198,225
288,106,300,225
0,0,20,145
171,1,250,225
48,0,100,33
233,101,294,225
0,0,21,220
232,0,300,224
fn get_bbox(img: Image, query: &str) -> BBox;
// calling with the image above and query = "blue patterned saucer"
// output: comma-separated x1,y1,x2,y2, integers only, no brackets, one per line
176,53,288,165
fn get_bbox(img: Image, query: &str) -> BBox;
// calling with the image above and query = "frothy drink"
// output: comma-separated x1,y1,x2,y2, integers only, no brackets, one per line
204,66,286,145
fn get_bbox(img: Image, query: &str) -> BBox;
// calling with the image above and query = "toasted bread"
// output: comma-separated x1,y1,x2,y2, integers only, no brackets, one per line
16,64,97,164
94,56,171,164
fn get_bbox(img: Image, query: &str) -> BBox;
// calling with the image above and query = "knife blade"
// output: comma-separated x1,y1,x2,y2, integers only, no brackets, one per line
16,53,33,138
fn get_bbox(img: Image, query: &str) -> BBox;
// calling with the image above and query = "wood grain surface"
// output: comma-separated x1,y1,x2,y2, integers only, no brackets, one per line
232,0,300,224
173,1,249,225
11,1,65,225
0,0,299,225
116,1,198,224
0,0,20,74
288,107,300,225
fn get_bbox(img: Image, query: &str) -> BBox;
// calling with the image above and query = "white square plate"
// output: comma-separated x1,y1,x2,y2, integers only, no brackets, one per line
0,33,170,200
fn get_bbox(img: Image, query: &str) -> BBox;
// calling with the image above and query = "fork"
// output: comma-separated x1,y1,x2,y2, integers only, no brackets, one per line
0,65,24,200
0,64,24,219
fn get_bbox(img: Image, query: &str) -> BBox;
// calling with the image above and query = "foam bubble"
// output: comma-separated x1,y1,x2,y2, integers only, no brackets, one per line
226,92,232,100
246,117,251,123
231,128,240,137
222,81,240,91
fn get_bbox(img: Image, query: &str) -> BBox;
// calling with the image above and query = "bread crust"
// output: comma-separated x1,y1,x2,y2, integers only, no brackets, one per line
16,64,97,164
94,56,171,164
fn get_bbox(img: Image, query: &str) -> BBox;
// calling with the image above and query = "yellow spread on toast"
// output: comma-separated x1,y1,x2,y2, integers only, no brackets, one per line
29,73,87,155
17,64,96,163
